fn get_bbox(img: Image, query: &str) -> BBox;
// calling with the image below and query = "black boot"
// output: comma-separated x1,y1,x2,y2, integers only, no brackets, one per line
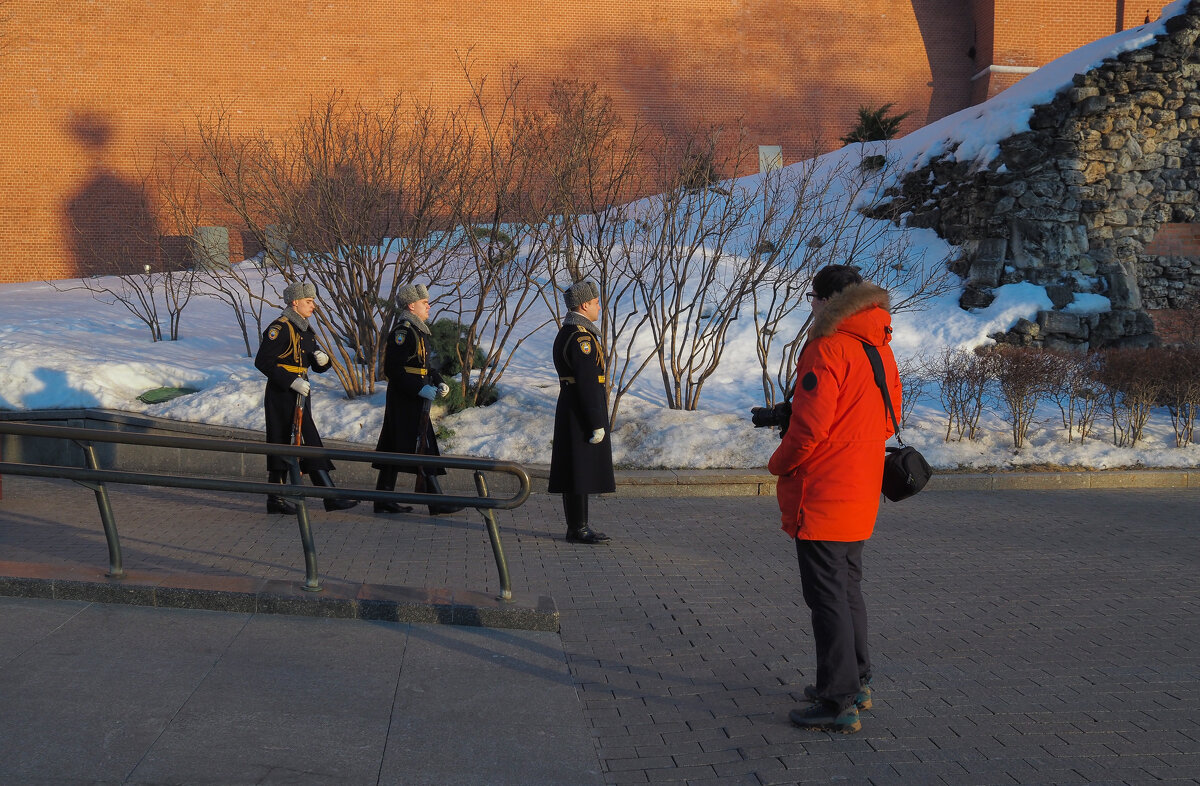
266,494,298,515
563,494,610,544
310,469,358,512
373,468,412,514
266,470,298,514
418,470,464,516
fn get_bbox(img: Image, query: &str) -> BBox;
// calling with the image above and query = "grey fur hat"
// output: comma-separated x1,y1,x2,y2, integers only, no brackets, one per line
282,280,317,304
397,283,429,307
563,280,600,310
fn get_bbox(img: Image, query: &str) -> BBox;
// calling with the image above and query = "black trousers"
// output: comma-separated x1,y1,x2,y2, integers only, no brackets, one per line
562,493,589,532
796,538,871,710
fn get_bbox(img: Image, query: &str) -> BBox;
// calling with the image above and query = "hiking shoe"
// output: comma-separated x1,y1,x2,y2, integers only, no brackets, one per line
788,702,861,734
804,681,872,711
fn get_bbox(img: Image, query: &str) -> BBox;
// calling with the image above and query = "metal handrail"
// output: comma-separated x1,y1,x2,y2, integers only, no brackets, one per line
0,421,531,599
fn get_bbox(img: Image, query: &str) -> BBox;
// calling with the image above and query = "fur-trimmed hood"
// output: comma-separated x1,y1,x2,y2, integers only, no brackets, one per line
809,281,892,344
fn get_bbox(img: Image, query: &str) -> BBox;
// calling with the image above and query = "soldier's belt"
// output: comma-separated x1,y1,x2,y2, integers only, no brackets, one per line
277,363,307,373
404,366,428,376
560,375,605,385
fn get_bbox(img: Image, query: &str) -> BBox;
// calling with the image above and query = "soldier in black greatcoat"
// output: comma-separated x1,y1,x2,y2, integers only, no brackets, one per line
254,280,357,514
372,283,460,516
548,280,615,543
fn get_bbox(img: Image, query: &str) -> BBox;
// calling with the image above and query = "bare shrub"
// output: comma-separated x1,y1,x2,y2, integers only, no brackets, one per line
534,79,651,425
896,350,932,428
195,258,273,358
57,164,197,342
1098,347,1166,447
933,346,992,441
765,144,954,406
154,152,272,356
1045,350,1103,443
436,64,562,408
628,124,759,410
185,93,467,397
987,346,1058,449
1158,346,1200,447
747,155,857,406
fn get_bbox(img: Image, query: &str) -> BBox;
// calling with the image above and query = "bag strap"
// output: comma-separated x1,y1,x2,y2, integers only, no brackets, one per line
862,342,904,447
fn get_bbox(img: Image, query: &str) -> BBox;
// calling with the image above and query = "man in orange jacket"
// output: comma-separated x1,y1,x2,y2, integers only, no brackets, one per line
768,264,902,734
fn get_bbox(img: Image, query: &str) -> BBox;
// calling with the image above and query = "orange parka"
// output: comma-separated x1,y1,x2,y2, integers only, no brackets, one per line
768,282,902,542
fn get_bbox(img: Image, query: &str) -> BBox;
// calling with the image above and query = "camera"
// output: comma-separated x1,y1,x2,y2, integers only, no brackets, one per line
750,401,792,437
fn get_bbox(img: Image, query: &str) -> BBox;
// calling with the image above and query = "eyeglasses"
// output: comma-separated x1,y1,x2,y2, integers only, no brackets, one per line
805,292,818,302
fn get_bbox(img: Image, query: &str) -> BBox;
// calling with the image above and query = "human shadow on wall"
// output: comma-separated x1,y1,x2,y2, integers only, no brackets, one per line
62,112,160,278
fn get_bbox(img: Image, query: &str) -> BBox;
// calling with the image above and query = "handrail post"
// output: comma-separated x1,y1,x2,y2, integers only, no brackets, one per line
288,459,321,592
474,471,512,601
79,442,124,579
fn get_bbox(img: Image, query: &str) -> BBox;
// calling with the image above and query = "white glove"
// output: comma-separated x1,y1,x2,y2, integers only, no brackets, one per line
289,377,311,397
589,428,605,444
313,349,329,366
436,383,450,399
418,384,438,401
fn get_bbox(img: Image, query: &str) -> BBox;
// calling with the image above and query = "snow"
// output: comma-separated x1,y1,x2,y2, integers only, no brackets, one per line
2,0,1197,472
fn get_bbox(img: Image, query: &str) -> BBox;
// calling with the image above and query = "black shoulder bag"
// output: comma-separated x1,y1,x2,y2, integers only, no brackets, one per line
862,342,932,502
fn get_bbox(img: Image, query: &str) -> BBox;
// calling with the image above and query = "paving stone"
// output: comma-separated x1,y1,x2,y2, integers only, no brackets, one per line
1,477,1198,784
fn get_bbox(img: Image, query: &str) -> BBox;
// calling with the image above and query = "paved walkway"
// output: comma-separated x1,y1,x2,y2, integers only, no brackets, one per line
1,476,1198,784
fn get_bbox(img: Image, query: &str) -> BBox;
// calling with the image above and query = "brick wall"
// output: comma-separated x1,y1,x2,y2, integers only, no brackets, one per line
1144,222,1200,256
0,0,1172,283
971,1,1175,106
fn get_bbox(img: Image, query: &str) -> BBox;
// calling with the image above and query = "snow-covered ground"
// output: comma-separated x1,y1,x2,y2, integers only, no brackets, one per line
2,0,1196,471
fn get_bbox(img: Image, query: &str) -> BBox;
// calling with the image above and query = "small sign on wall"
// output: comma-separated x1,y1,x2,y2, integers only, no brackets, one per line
759,145,783,174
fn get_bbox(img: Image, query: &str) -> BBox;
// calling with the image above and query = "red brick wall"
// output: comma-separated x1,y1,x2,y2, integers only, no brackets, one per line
1144,223,1200,257
971,1,1175,105
0,0,1177,283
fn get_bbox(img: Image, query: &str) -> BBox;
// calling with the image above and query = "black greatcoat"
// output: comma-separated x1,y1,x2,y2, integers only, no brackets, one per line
254,315,334,473
373,317,446,475
548,316,616,495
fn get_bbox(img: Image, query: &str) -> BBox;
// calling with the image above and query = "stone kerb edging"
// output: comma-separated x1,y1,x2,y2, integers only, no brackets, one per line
528,465,1200,495
0,561,560,632
2,409,1195,496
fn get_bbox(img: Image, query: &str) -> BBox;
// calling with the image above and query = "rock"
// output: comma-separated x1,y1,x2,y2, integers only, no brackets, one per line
960,285,996,310
1045,284,1075,309
1037,310,1087,339
968,238,1008,287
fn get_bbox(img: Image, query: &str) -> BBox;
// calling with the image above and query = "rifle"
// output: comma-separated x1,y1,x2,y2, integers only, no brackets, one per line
291,374,308,472
412,388,461,514
413,395,436,494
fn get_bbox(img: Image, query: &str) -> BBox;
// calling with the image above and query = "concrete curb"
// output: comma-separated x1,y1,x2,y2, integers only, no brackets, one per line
3,409,1197,496
594,466,1200,496
0,561,559,632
